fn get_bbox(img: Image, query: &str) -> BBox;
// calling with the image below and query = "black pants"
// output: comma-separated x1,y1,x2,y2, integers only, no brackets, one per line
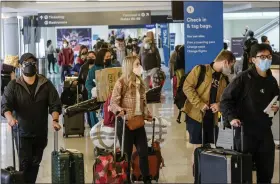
47,54,55,73
61,65,71,82
235,129,275,183
14,134,48,184
117,120,150,178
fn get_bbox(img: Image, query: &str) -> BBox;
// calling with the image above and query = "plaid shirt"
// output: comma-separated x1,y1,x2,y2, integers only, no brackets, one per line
110,77,149,120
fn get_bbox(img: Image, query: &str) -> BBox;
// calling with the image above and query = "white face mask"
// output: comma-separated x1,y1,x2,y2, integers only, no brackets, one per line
63,44,68,48
222,62,232,76
144,43,150,50
133,65,143,76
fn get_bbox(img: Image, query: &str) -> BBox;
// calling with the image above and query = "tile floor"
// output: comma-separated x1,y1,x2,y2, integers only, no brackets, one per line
1,74,279,183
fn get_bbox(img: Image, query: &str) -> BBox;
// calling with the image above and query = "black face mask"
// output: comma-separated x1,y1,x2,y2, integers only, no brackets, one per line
88,59,95,64
104,59,111,67
22,63,37,77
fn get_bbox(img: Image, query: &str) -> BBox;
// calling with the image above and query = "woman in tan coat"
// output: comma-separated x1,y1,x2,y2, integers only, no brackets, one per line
110,56,152,184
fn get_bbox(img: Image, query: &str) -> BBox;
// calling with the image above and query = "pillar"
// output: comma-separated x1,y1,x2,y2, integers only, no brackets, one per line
3,17,19,56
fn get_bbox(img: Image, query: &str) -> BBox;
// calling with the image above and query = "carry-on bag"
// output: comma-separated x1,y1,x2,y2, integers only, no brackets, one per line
93,114,128,184
1,126,24,184
64,98,102,117
63,84,85,138
146,86,161,104
194,118,252,184
131,118,164,182
52,131,85,184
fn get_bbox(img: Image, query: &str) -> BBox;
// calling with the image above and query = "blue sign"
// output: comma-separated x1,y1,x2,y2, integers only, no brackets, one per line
92,34,99,40
108,24,155,29
145,24,156,29
160,24,170,67
170,33,176,51
184,2,223,72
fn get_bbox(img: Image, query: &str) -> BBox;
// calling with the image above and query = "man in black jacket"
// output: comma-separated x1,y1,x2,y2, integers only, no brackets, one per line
220,44,279,183
1,53,62,184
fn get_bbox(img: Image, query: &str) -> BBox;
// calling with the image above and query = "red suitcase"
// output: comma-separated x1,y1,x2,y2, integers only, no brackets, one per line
93,115,128,184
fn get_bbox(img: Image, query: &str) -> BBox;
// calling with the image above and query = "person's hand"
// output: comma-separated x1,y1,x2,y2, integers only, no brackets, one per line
117,110,125,117
73,80,78,85
210,103,220,113
230,119,241,127
201,104,209,112
53,122,61,131
74,72,78,76
145,114,153,122
271,105,279,113
7,117,18,127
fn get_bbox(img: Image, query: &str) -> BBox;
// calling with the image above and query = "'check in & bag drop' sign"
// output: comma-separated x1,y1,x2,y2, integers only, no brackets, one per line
184,2,224,72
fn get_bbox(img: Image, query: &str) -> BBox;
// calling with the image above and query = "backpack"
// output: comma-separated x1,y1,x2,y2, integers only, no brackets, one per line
174,65,206,110
61,81,78,106
174,65,206,124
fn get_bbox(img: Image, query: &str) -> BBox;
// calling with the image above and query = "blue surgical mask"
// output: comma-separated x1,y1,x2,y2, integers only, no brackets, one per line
257,59,272,72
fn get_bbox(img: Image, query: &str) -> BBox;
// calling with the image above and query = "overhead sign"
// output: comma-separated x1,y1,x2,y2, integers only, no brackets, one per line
184,2,223,72
38,11,151,27
170,33,176,51
160,24,170,67
231,37,245,58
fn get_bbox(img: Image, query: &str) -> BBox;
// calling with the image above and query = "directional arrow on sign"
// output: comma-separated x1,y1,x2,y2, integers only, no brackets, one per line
146,12,149,16
40,16,43,20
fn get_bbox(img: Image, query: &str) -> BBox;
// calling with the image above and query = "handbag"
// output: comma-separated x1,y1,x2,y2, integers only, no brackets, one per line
126,115,145,130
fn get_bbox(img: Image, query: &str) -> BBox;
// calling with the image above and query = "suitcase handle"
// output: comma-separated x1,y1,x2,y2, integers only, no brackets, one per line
11,124,20,170
114,111,126,159
54,130,59,152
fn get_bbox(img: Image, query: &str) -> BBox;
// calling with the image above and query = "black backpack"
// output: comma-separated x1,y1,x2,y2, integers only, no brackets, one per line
174,65,206,123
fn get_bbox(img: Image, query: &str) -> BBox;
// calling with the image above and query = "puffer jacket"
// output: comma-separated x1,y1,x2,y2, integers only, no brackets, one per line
110,76,149,121
1,75,62,137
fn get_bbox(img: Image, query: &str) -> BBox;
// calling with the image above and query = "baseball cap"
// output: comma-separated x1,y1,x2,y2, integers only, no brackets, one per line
20,53,37,64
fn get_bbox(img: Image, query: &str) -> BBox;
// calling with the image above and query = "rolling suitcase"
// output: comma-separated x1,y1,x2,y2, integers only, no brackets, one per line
1,126,24,184
93,115,128,184
52,131,85,184
194,120,252,184
63,84,85,138
131,118,164,182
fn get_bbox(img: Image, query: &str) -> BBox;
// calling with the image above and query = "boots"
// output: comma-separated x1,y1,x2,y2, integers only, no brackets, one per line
143,176,152,184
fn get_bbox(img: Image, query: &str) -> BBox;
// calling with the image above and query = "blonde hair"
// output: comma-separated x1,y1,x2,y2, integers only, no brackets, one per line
121,56,144,87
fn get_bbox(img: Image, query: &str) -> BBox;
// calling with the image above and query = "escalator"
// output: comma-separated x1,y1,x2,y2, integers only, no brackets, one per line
254,16,279,39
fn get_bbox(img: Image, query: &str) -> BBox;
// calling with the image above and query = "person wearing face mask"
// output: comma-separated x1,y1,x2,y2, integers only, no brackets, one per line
115,37,127,65
71,45,88,76
131,38,140,56
76,51,96,127
139,37,161,89
110,56,152,184
221,44,279,184
182,50,235,171
1,53,62,184
85,49,114,127
58,40,74,83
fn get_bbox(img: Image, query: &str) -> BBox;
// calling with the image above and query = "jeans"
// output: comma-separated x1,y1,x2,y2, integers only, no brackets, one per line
61,65,71,82
47,54,55,73
14,134,48,184
117,119,150,178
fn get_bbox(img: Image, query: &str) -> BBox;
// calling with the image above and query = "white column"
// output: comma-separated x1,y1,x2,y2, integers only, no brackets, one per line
3,17,19,56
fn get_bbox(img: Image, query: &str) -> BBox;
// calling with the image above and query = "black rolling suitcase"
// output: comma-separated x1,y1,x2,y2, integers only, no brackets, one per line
52,131,85,184
194,121,252,184
63,83,85,138
1,127,24,184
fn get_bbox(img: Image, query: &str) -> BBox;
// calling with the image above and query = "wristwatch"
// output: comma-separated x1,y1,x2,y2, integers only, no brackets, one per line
53,119,59,123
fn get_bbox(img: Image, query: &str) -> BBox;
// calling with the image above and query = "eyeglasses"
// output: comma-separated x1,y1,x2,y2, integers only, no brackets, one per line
256,55,272,60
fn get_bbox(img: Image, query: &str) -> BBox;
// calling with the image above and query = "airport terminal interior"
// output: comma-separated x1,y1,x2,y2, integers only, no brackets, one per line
0,1,280,183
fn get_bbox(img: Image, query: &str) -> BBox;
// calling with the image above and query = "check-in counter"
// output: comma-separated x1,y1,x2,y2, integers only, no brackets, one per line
271,65,280,142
